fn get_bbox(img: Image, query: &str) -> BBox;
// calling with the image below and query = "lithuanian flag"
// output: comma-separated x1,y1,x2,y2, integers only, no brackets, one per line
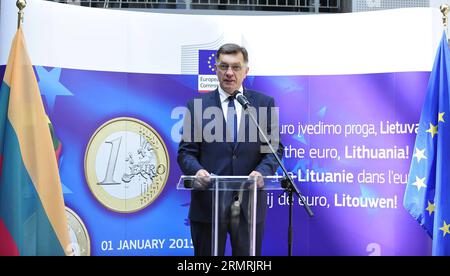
0,27,71,256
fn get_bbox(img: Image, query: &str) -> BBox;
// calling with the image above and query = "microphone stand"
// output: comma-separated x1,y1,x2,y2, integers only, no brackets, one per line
236,93,314,256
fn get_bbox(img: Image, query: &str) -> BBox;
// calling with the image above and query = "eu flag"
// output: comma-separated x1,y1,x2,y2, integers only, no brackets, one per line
404,32,450,256
198,50,217,75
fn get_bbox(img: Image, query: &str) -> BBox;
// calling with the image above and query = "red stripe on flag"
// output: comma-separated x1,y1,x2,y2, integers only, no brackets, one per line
0,219,19,256
55,143,62,161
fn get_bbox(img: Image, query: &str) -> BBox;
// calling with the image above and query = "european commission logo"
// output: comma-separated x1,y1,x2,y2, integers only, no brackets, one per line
198,50,218,93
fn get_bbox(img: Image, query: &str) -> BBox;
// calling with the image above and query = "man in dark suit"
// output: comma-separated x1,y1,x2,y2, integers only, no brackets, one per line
177,43,282,256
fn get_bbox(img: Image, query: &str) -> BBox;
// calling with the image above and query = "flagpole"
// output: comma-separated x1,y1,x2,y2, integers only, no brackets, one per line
440,4,449,40
17,0,27,30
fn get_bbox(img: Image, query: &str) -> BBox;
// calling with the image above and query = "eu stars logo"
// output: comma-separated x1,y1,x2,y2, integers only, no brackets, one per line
198,49,218,92
84,117,169,213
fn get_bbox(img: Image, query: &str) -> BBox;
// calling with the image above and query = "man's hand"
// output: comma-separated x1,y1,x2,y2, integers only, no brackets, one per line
194,169,211,189
249,171,264,188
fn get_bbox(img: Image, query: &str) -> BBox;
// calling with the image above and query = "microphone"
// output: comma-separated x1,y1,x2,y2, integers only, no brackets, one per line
235,91,251,110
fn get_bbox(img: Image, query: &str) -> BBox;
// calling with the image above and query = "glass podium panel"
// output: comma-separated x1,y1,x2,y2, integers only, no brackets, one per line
177,175,283,256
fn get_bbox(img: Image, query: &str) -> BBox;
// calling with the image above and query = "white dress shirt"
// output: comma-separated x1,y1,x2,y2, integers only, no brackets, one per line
218,86,243,132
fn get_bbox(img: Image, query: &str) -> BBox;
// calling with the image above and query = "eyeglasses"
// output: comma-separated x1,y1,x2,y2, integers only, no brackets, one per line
216,63,244,72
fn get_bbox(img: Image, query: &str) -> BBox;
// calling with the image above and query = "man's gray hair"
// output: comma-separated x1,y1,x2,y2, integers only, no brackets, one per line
216,43,249,64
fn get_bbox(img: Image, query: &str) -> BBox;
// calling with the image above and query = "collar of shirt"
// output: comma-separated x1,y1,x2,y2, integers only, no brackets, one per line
218,86,244,103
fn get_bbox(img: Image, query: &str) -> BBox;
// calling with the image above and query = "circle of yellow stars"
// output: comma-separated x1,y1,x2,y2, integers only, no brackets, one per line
207,53,215,72
411,111,449,237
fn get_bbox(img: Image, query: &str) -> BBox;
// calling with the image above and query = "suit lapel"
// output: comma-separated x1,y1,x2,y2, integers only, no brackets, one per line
211,89,222,109
213,90,231,147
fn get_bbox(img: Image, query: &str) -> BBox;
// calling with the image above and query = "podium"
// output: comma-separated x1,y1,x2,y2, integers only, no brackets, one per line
177,175,282,256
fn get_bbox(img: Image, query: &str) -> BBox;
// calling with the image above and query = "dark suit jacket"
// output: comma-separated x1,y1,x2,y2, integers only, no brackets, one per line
177,88,283,223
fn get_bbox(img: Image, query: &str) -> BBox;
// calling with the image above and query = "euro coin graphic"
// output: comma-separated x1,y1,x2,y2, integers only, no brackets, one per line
66,207,90,256
85,117,169,213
